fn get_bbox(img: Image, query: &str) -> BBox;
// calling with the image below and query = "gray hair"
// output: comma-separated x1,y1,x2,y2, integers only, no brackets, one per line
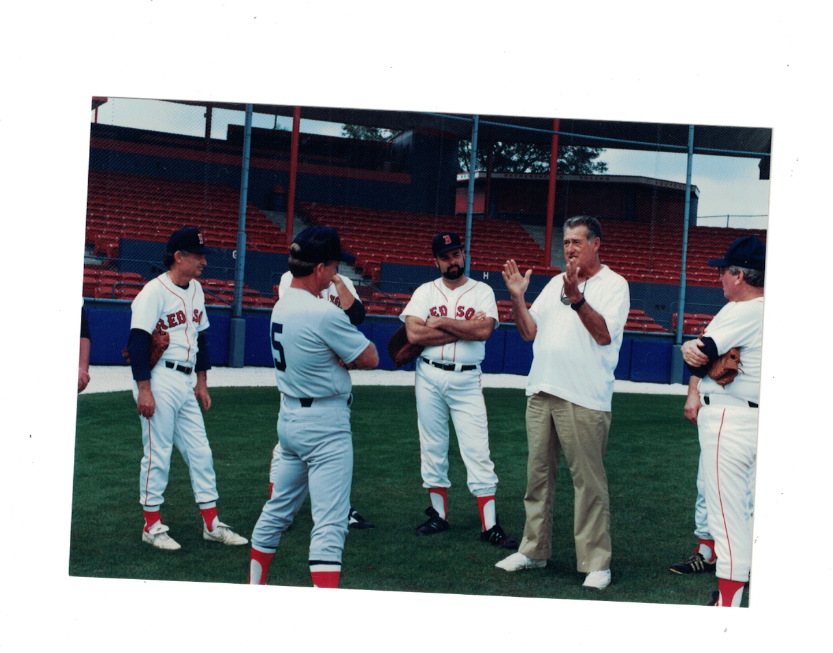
729,265,765,288
163,249,191,270
563,215,602,242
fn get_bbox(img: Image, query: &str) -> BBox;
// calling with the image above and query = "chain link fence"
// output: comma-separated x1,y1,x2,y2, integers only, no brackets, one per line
85,97,769,338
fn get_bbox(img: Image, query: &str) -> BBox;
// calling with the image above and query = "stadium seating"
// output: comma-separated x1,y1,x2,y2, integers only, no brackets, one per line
83,265,147,300
624,308,669,333
597,219,766,289
86,169,289,260
301,202,560,281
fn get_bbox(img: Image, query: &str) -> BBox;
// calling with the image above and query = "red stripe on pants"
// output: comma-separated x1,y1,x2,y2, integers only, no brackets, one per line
715,410,734,580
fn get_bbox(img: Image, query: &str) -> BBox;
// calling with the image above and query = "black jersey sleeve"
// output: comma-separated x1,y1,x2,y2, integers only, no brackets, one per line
195,330,211,372
126,328,153,381
344,299,366,326
686,336,719,377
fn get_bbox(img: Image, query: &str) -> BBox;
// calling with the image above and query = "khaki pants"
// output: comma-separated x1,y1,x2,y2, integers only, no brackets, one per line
518,392,612,573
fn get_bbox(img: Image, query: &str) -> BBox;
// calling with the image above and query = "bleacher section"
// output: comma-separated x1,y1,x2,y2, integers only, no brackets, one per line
300,202,561,281
82,267,146,301
624,309,669,333
598,220,767,288
85,169,289,260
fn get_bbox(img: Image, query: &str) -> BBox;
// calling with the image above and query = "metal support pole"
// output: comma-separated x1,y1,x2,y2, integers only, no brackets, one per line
286,106,301,246
544,118,560,268
483,126,494,220
464,115,480,278
671,125,695,383
204,105,213,152
229,104,253,368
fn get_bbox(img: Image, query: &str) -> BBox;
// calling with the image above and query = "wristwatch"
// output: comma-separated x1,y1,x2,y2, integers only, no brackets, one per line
570,297,586,311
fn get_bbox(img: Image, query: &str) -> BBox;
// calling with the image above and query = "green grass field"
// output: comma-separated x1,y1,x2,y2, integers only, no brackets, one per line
70,385,744,606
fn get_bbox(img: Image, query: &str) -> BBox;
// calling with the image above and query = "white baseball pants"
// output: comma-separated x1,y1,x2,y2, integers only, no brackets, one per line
133,364,218,507
698,404,758,582
415,359,498,496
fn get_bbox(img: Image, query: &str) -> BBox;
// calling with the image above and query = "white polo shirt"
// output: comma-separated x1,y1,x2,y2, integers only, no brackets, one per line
526,265,630,412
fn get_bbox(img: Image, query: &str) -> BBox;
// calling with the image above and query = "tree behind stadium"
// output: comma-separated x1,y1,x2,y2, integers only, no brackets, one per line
340,125,608,176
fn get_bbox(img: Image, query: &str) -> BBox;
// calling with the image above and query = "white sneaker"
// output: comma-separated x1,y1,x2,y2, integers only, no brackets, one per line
203,521,248,546
583,569,611,590
495,552,547,572
142,523,181,551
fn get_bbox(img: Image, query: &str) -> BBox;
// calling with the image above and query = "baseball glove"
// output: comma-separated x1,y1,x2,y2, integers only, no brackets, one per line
122,326,170,369
387,325,424,368
698,325,742,386
708,347,743,386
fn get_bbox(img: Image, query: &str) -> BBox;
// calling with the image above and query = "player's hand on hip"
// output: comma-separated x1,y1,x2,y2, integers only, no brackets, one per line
78,368,90,393
502,260,531,297
681,339,709,367
684,393,702,425
137,386,156,418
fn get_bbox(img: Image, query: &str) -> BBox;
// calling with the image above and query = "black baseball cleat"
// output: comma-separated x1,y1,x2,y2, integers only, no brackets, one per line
348,508,375,529
480,524,519,549
416,507,449,535
706,590,721,606
669,552,717,575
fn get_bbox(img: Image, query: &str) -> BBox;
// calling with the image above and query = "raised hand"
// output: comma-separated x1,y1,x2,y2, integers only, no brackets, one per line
502,259,532,298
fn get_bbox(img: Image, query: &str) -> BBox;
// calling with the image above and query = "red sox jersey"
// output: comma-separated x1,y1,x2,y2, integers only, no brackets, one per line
400,278,499,365
130,272,209,367
278,270,359,308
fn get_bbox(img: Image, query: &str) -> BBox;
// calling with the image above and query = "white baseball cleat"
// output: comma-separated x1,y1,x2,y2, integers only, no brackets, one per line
495,552,547,572
203,521,248,546
582,569,611,590
142,523,181,551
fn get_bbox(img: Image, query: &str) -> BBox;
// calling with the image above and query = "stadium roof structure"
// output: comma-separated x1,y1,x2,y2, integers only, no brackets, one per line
162,99,772,161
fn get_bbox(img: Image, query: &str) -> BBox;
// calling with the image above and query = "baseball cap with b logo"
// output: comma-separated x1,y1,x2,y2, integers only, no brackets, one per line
166,227,211,255
707,235,766,270
432,232,464,257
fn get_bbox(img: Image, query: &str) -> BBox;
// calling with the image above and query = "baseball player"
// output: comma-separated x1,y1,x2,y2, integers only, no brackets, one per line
400,232,518,549
248,226,379,589
79,303,91,393
271,269,374,529
125,227,247,551
670,402,756,576
681,235,765,607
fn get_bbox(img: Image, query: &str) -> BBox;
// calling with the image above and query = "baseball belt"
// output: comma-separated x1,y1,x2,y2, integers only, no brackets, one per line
287,395,353,408
165,361,193,375
702,394,758,408
421,357,477,372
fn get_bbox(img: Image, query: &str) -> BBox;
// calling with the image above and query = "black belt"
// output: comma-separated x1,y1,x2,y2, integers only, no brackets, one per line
703,395,758,408
298,396,352,407
421,357,477,372
165,361,193,375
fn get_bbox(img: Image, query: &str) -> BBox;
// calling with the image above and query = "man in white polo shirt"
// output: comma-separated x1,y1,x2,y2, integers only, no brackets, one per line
497,216,629,590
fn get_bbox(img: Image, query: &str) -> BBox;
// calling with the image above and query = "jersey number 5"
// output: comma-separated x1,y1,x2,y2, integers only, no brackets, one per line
271,322,287,372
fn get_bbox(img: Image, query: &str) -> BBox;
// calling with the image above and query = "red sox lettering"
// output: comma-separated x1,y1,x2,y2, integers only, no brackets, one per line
429,305,476,319
154,309,204,331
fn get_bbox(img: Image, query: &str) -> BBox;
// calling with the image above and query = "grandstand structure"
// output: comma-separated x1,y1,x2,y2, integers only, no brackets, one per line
82,98,771,382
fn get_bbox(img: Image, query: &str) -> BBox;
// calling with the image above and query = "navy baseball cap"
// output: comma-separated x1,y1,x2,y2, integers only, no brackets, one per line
166,227,211,255
291,226,356,265
707,236,766,270
432,232,464,257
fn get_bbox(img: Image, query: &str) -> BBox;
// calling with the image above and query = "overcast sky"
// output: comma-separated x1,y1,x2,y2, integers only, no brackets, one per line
93,97,770,229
